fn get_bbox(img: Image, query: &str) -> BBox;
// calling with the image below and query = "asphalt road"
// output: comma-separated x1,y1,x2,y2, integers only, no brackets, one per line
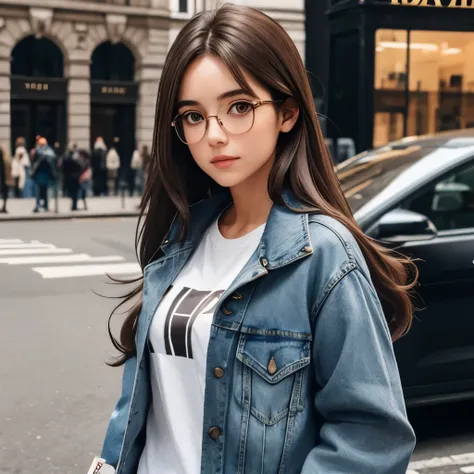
1,217,474,474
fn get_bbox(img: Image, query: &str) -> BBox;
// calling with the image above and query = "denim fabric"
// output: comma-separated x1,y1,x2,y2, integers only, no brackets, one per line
100,189,415,474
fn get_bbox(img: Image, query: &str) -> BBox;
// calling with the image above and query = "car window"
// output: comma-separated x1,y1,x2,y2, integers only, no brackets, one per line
403,159,474,232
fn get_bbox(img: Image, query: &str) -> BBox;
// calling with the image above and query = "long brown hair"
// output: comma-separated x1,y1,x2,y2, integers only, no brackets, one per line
107,4,418,367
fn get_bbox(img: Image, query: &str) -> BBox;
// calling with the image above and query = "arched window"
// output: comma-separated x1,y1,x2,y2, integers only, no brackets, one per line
11,35,64,78
91,41,135,82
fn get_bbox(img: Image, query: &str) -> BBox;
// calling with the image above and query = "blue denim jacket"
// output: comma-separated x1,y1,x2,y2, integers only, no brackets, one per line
100,189,415,474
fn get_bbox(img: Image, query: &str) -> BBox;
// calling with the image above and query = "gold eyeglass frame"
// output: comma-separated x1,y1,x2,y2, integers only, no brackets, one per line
171,99,282,145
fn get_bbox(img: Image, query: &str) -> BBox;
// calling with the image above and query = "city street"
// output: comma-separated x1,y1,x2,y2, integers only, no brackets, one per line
0,217,474,474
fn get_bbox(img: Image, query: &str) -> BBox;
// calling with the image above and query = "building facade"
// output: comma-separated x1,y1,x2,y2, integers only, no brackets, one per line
307,0,474,157
0,0,304,164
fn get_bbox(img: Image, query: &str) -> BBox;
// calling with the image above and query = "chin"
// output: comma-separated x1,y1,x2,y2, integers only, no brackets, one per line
209,173,247,189
207,170,248,188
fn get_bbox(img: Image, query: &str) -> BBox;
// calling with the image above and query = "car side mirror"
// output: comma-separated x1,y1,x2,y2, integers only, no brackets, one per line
376,209,438,243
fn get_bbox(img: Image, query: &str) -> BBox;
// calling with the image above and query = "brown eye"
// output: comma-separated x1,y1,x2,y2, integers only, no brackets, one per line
229,102,252,115
183,111,203,125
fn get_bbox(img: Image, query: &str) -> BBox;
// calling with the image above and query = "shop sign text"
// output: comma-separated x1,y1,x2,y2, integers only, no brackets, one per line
391,0,474,6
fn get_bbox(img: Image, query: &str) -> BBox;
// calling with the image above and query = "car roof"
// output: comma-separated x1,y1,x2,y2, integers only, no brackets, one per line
345,129,474,228
381,128,474,150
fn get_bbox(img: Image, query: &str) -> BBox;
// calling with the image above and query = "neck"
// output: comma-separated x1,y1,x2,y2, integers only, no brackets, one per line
219,157,274,239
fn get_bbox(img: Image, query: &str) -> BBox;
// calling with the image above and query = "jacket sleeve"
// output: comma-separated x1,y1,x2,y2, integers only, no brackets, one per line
100,355,138,468
301,268,415,474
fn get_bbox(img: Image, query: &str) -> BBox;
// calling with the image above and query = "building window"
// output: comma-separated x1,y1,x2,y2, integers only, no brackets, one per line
179,0,188,12
374,29,474,148
374,29,408,148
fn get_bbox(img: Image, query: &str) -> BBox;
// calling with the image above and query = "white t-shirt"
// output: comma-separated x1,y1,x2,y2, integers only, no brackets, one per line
137,217,265,474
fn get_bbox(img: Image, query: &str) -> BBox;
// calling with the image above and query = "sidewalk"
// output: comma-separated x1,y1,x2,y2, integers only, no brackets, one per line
0,195,142,221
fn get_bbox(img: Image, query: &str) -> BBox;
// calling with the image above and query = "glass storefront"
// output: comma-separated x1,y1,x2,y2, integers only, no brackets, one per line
374,29,474,147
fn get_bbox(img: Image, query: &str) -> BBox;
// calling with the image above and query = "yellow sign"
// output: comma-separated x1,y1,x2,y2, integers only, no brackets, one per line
24,82,49,91
391,0,474,6
101,86,127,95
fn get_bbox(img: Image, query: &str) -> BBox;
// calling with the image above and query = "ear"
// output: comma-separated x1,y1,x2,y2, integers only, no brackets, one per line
279,97,300,133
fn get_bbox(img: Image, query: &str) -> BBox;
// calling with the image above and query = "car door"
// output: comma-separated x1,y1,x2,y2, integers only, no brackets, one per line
388,157,474,403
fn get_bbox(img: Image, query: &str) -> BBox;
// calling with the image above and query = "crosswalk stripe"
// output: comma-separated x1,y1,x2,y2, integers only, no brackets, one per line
0,239,23,244
33,262,141,279
0,243,56,250
461,467,474,473
0,254,126,265
0,248,73,256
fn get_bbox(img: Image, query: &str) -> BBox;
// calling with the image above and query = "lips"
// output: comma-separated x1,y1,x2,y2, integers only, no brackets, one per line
210,155,239,163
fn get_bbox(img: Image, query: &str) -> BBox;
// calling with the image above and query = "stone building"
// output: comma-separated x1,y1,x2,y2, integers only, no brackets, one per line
0,0,304,165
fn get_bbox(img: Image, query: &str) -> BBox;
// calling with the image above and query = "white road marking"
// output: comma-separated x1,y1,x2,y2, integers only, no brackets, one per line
0,243,55,249
0,239,23,244
461,467,474,473
406,470,419,474
408,452,474,470
33,262,141,279
0,248,73,256
0,254,125,265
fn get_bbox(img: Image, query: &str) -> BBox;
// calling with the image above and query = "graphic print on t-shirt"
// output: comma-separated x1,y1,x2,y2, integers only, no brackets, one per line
161,286,224,359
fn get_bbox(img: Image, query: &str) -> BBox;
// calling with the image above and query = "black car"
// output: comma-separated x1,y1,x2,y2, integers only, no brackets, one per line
336,129,474,407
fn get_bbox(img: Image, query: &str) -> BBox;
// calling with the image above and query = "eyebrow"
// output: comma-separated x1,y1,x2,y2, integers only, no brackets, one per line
176,88,257,109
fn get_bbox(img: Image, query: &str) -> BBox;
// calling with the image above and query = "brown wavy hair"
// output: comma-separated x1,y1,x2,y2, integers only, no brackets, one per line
107,4,418,367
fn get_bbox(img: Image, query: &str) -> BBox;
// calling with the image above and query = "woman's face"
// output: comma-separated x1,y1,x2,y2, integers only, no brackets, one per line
176,54,298,189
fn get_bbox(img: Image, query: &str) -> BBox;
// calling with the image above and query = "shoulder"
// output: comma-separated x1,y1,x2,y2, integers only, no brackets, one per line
306,213,371,283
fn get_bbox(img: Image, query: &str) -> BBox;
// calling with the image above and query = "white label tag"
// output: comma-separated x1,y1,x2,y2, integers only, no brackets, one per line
86,457,116,474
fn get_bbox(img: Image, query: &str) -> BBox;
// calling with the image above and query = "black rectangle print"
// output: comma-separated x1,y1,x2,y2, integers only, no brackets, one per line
170,315,190,357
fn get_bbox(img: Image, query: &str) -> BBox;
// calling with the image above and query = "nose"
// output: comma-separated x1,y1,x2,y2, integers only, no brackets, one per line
206,115,228,147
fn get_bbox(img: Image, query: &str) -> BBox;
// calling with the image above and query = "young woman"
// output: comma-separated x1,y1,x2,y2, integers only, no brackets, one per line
95,5,418,474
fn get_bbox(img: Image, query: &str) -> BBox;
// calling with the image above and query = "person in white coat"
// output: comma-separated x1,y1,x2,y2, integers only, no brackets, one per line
14,137,31,197
106,139,121,196
11,149,25,197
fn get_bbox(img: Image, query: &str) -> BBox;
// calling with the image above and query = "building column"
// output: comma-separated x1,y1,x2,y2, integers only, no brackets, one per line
135,27,168,150
0,56,10,150
0,18,13,151
67,51,90,150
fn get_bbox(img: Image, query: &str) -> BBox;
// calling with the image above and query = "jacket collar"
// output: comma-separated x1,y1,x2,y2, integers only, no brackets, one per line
159,188,313,270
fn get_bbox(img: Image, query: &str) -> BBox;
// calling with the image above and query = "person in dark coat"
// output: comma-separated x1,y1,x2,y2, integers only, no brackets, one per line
31,137,56,213
0,143,12,213
62,144,83,211
91,137,107,196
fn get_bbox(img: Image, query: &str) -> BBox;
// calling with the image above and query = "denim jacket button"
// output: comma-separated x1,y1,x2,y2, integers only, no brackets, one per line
222,307,232,315
213,367,225,378
208,426,221,440
267,356,277,375
231,292,244,300
304,246,313,254
260,257,268,267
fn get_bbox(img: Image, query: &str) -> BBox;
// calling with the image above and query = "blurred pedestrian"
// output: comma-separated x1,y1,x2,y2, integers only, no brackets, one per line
91,137,107,196
78,149,91,210
11,148,25,198
0,143,12,213
95,5,417,474
106,140,120,196
141,144,151,188
129,148,143,196
31,137,56,213
62,143,82,211
14,137,32,197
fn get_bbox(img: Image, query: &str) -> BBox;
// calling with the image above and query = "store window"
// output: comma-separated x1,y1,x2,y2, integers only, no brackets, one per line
408,31,474,136
374,29,474,148
179,0,188,12
374,29,408,148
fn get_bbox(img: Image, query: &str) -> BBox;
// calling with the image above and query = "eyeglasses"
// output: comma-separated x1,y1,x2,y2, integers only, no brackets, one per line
171,99,282,145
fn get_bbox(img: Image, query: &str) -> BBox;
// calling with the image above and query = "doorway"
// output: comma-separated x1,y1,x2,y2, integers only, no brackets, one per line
11,100,66,153
90,104,136,167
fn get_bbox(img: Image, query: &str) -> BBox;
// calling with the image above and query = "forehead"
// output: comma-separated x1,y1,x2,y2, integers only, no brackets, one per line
178,54,265,103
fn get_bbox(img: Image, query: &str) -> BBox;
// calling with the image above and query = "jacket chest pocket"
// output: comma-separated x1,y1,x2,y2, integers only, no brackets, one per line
234,333,311,426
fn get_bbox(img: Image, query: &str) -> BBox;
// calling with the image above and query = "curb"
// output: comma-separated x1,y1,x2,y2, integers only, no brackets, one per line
0,211,140,222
